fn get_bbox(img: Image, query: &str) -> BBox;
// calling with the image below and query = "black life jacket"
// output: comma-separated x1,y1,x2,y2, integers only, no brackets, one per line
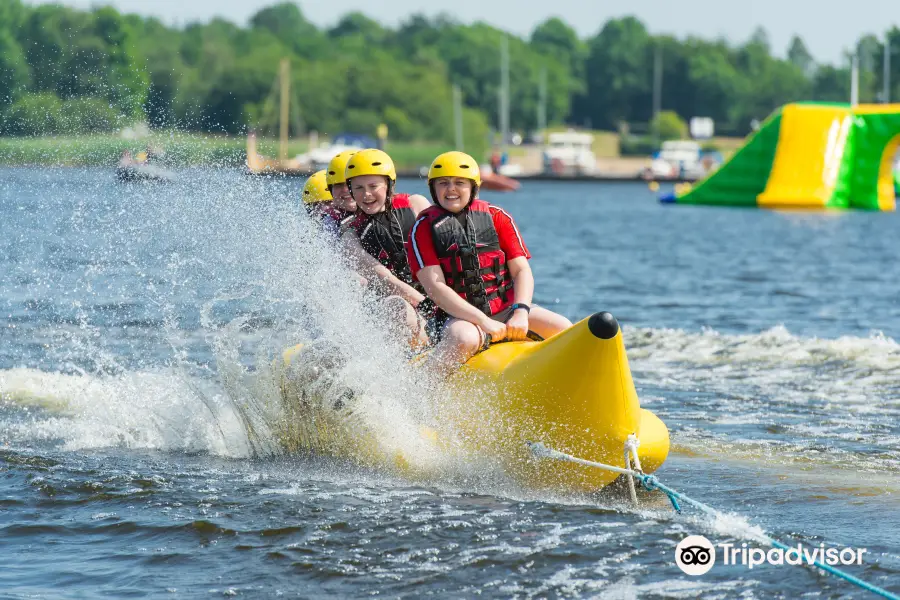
346,193,417,286
417,199,514,316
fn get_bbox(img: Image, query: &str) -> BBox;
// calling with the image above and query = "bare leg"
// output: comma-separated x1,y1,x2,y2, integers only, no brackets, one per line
424,318,483,377
382,295,428,348
527,306,572,339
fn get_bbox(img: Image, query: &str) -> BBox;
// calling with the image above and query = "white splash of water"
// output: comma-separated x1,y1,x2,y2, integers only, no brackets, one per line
0,366,249,456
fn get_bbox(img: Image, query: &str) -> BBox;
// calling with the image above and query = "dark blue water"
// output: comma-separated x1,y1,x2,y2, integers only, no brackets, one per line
1,167,898,598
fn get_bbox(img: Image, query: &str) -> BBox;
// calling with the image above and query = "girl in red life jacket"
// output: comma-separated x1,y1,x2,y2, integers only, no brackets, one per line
338,148,434,347
407,151,572,373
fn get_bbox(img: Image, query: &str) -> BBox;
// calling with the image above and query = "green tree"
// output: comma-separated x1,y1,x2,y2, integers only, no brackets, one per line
16,5,70,95
15,5,147,119
646,36,691,124
583,16,652,129
856,34,882,103
749,26,771,53
873,27,900,103
682,38,740,125
651,110,687,140
787,35,814,77
59,97,123,133
729,32,810,130
0,0,27,26
395,14,451,58
530,18,586,125
291,58,351,135
3,92,63,136
530,18,586,87
250,3,324,59
2,0,882,144
129,16,187,127
0,0,30,109
813,65,850,103
329,12,388,46
0,31,30,109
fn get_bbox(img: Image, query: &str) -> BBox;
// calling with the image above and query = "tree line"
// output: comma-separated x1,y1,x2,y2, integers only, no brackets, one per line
1,0,899,147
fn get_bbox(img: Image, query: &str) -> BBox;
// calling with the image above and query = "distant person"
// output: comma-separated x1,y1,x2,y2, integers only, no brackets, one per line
490,149,502,173
408,151,571,375
376,123,388,151
340,149,434,348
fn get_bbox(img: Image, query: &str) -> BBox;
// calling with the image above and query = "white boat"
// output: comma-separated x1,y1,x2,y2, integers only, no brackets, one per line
294,134,377,170
542,130,597,175
648,140,721,180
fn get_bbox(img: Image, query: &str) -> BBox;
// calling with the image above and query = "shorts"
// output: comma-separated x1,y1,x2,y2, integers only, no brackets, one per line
423,308,450,344
422,304,523,346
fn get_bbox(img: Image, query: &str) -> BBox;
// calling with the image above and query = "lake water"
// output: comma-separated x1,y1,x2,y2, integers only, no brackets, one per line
1,167,898,598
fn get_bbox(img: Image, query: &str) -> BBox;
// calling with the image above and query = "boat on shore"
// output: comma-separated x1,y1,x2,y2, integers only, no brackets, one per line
245,131,307,177
542,130,598,176
480,167,521,192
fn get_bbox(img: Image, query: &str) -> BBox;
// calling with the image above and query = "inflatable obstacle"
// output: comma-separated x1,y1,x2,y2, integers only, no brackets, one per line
663,102,900,211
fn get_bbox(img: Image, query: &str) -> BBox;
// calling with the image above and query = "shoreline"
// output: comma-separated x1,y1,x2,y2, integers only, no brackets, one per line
0,163,700,184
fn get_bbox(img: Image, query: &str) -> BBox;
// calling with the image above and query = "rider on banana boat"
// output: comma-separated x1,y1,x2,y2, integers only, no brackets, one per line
301,170,333,221
339,149,435,347
319,150,358,236
407,151,572,375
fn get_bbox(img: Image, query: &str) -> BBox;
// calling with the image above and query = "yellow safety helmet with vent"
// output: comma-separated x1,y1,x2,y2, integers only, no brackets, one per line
427,151,482,202
302,170,333,205
427,151,482,186
345,148,397,183
325,150,356,190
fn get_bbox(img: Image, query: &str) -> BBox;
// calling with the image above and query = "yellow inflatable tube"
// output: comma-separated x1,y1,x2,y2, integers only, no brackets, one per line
277,312,669,493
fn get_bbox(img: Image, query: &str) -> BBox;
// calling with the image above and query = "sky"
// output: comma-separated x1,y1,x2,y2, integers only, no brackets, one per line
24,0,898,65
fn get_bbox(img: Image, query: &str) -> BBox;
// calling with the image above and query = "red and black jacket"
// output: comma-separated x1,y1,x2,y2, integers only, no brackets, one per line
414,199,514,316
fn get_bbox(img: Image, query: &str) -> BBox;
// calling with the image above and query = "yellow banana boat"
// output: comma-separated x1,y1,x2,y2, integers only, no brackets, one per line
275,312,669,493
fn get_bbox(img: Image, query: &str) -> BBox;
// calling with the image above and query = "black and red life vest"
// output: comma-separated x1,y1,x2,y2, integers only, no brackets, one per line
415,199,514,316
345,193,417,286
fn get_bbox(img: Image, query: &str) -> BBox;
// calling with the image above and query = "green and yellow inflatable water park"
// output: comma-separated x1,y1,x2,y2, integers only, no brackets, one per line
275,312,669,494
661,102,900,211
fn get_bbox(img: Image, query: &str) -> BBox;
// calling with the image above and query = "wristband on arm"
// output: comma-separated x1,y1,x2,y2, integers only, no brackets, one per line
510,303,531,314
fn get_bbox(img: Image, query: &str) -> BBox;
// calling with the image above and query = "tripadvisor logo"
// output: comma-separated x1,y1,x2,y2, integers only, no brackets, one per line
675,535,868,575
675,535,716,575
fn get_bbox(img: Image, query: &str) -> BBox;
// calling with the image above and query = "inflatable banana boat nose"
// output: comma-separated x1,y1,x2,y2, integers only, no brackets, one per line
448,312,669,493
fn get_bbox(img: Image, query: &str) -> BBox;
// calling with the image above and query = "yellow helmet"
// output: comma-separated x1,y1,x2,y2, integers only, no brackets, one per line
427,151,482,187
345,148,396,183
302,170,333,204
325,150,356,189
